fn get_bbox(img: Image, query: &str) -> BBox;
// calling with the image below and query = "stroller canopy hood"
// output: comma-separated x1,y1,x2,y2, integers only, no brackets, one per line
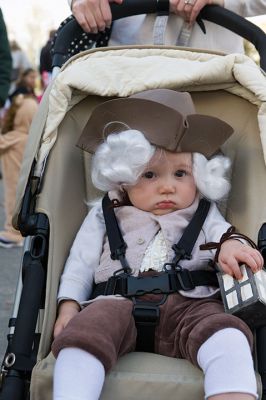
15,46,266,228
31,48,266,176
77,88,234,157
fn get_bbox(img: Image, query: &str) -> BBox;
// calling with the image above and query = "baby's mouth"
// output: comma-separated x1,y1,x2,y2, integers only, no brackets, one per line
157,200,175,208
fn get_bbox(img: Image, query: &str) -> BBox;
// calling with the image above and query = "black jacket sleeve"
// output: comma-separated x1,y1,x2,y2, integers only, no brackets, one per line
0,9,12,107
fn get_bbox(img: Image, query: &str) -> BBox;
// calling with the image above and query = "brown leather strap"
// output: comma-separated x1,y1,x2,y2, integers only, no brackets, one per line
200,226,258,263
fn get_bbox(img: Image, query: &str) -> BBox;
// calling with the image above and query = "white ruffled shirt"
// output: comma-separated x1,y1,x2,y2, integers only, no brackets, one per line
140,230,168,273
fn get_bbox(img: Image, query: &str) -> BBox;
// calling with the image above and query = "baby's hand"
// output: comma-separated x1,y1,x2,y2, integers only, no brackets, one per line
53,300,80,338
218,239,264,280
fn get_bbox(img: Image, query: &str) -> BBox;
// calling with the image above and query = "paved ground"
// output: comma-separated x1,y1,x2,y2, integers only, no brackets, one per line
0,178,23,362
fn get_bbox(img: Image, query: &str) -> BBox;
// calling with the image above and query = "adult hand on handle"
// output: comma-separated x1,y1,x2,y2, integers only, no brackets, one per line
71,0,123,33
70,0,225,33
170,0,224,26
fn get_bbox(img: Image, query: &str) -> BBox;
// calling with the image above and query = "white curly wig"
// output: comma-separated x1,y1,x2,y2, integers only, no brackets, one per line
91,130,156,191
91,130,231,201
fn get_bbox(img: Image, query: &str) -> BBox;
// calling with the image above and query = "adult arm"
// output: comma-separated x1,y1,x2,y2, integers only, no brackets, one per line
0,131,22,154
0,9,12,107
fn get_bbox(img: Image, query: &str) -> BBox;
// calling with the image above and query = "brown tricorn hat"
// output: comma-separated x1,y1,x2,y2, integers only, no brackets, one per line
77,89,233,158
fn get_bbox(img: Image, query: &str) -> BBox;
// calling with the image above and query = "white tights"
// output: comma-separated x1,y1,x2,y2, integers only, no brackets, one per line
53,348,105,400
53,328,257,400
197,328,257,399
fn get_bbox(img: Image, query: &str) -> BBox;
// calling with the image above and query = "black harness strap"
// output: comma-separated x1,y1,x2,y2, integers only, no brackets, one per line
171,198,211,265
133,295,166,353
100,194,215,352
91,269,218,299
102,194,131,273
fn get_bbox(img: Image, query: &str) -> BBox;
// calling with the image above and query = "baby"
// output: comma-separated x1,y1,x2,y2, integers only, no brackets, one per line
52,89,263,400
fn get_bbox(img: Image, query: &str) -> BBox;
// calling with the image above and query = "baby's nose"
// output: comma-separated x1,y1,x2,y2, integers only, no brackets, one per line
159,179,176,193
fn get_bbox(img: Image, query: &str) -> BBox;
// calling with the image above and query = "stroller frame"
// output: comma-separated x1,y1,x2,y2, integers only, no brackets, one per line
1,2,266,399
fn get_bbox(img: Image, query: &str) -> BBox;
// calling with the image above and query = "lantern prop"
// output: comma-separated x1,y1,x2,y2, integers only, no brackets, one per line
217,265,266,328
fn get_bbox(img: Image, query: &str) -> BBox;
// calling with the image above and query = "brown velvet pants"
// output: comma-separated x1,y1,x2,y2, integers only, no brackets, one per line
52,293,253,373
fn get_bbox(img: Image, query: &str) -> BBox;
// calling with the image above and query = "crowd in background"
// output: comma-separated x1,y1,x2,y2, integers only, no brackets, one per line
0,9,55,248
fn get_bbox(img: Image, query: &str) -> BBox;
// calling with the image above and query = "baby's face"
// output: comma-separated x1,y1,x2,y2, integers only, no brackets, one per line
126,150,197,215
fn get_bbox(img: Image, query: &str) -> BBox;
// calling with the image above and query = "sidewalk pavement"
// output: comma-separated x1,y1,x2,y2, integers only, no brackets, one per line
0,179,22,362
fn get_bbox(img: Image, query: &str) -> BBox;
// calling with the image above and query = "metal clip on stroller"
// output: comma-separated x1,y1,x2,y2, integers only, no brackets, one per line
1,1,266,399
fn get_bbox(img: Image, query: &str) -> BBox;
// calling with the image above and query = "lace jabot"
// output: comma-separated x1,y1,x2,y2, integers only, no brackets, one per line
140,230,168,273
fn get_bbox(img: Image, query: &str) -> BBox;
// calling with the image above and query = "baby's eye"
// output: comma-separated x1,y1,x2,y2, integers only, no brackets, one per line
175,169,187,177
143,171,155,179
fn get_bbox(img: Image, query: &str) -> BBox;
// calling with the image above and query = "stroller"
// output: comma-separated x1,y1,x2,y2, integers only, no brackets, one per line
1,1,266,399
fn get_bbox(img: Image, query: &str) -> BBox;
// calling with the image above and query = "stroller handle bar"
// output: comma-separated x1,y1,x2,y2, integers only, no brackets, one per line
52,0,266,71
200,5,266,70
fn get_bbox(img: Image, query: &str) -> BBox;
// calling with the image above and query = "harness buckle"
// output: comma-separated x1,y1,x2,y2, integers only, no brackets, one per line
104,275,118,295
176,268,195,291
172,244,192,264
104,266,196,296
126,274,172,297
104,267,133,296
110,244,127,261
163,265,195,291
133,303,160,327
103,270,126,296
163,262,182,272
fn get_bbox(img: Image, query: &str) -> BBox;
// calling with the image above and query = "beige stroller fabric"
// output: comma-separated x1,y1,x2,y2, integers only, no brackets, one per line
13,46,266,399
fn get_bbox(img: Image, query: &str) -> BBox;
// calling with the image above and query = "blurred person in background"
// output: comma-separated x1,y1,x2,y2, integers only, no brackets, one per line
39,29,56,91
0,8,12,181
67,0,266,54
9,68,38,102
9,40,32,95
0,93,38,248
0,8,12,112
